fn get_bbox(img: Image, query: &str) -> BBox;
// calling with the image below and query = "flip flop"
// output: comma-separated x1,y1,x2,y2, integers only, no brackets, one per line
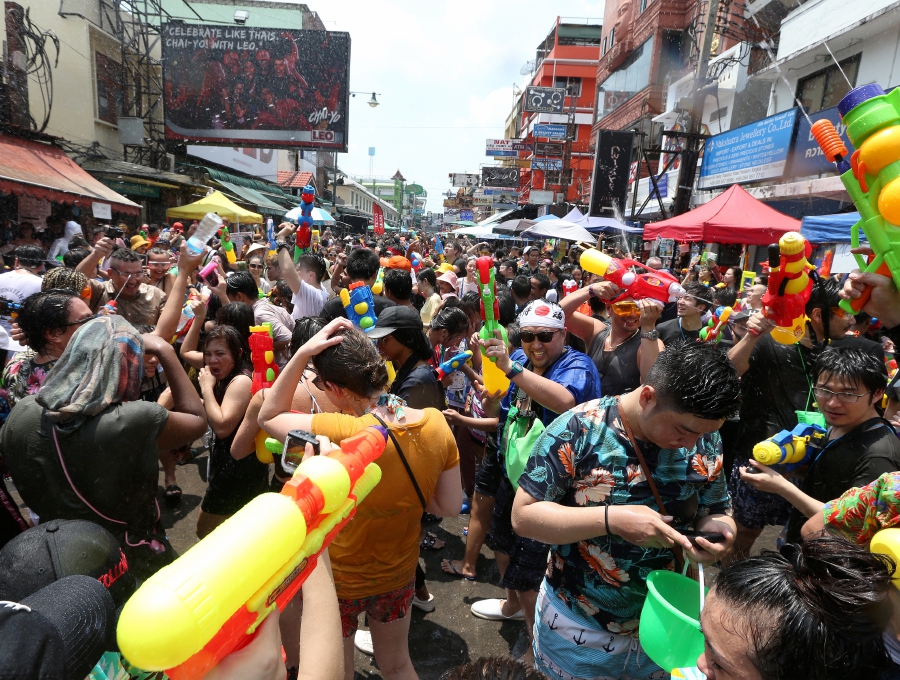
420,532,445,551
164,484,182,503
441,559,475,581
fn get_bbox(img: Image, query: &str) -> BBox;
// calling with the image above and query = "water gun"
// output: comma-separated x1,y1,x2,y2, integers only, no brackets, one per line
476,256,510,397
761,232,815,345
435,350,473,381
219,225,236,264
871,528,900,583
562,279,578,298
266,218,277,258
172,290,206,343
410,252,422,272
818,248,834,278
372,267,385,295
752,422,827,471
699,305,732,343
294,185,315,261
0,297,22,320
116,426,388,680
811,84,900,314
339,282,377,331
579,250,685,306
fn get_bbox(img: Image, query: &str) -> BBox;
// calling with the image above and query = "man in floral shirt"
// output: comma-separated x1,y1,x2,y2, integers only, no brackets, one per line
512,342,742,680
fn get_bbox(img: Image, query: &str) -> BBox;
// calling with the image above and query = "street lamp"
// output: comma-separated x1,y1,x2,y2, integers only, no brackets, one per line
350,91,381,108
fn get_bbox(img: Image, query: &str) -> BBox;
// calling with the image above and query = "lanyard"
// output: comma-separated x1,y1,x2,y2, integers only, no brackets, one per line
796,345,815,412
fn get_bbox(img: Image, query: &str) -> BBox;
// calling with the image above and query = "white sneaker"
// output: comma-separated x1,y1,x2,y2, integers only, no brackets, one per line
412,593,436,612
354,629,374,655
470,598,524,621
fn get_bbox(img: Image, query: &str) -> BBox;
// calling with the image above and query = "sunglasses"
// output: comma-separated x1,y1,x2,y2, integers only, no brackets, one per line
248,264,264,270
63,313,98,328
830,306,848,320
520,329,560,343
611,302,640,316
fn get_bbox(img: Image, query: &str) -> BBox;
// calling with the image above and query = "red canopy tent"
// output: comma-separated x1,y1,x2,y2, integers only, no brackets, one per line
643,184,800,246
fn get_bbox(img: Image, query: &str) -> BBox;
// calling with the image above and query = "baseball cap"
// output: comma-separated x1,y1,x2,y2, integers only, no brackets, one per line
171,222,183,232
130,235,150,251
0,520,135,609
0,575,115,680
385,256,411,271
366,306,425,340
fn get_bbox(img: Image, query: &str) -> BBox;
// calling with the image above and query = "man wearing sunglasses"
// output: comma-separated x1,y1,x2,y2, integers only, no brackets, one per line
739,345,900,545
470,300,600,640
725,276,856,564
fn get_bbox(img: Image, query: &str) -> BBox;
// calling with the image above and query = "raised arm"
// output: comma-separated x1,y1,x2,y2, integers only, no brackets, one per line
559,282,614,344
727,312,775,377
153,242,204,342
76,237,114,280
178,296,207,370
279,244,302,296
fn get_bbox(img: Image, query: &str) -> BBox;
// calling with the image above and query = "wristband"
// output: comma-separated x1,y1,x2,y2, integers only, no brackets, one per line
588,284,597,299
747,327,761,337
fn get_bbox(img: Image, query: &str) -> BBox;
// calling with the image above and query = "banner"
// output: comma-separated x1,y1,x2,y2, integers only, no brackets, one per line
481,166,519,189
161,23,351,150
486,139,529,157
531,158,563,171
450,173,479,188
589,130,634,217
373,203,384,235
533,123,567,139
524,86,566,113
534,142,564,157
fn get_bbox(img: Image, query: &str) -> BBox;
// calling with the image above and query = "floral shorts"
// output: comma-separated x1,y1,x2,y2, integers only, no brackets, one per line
338,578,416,638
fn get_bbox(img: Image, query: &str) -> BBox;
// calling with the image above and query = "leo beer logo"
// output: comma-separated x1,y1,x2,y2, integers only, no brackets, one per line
312,130,335,142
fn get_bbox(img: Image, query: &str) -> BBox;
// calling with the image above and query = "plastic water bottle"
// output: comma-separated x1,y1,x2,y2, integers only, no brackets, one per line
186,213,223,255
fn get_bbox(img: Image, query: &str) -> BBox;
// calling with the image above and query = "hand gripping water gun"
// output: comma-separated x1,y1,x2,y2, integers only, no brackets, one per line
219,225,236,264
811,84,900,314
699,306,732,343
340,282,377,331
476,256,510,397
435,350,473,381
579,249,685,306
116,426,388,680
294,184,315,261
752,422,827,471
761,232,816,345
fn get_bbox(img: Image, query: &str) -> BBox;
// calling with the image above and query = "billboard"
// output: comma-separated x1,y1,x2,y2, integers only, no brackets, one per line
482,166,519,189
589,130,634,217
531,158,563,171
187,146,277,181
789,105,855,178
450,173,479,187
533,123,566,139
535,142,564,157
486,139,530,157
524,86,566,113
699,109,798,189
162,23,351,150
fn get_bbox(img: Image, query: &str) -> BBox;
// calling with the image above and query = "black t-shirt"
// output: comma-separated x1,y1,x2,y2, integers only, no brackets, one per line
830,334,885,363
453,257,467,274
390,356,445,410
319,294,395,323
785,417,900,541
735,335,821,461
657,318,702,346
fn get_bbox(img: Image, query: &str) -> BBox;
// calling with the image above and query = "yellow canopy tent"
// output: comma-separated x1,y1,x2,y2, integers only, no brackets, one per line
166,191,262,224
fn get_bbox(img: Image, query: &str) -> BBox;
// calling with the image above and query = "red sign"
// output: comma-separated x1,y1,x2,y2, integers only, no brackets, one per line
373,203,385,235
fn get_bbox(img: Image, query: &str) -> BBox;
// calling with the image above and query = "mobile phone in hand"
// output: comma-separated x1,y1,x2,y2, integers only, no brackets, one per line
280,429,320,475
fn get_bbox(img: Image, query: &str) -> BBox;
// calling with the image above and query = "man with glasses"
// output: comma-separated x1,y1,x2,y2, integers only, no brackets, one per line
103,248,166,327
560,280,664,396
738,345,900,544
656,281,710,346
724,276,852,563
469,300,600,648
144,247,175,296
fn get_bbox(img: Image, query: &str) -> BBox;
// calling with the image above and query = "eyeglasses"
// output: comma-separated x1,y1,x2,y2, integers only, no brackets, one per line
813,386,871,404
109,267,140,278
610,301,640,317
63,314,98,328
520,329,560,343
830,306,848,320
148,261,169,268
248,264,264,270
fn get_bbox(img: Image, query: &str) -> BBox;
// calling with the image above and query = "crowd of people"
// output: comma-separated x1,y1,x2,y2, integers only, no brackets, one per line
1,215,900,680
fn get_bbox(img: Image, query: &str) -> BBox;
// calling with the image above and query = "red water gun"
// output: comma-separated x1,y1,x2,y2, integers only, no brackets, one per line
580,250,684,305
249,324,279,393
762,232,815,345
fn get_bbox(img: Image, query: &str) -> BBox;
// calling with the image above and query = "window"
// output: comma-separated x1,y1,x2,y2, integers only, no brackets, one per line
609,27,615,50
602,37,608,54
95,52,123,125
796,54,860,114
554,76,583,97
640,0,649,11
596,36,654,118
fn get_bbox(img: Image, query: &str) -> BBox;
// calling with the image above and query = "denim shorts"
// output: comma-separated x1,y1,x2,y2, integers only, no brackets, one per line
487,476,550,593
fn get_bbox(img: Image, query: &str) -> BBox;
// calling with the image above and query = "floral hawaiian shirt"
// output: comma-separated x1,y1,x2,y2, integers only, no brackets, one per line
519,395,731,635
823,471,900,544
2,353,56,411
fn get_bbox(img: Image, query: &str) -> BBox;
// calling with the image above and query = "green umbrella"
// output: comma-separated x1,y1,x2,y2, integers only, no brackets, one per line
450,220,478,227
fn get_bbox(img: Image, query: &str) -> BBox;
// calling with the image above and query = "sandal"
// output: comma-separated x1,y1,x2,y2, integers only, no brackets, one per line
441,558,475,581
422,512,442,524
173,446,200,466
419,532,445,551
164,484,182,503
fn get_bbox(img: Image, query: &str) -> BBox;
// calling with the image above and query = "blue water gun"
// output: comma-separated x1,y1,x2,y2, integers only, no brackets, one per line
339,282,377,331
435,350,473,381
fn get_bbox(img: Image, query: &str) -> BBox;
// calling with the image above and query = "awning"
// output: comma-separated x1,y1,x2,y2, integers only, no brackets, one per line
81,157,208,191
166,190,262,224
215,180,286,214
0,133,140,214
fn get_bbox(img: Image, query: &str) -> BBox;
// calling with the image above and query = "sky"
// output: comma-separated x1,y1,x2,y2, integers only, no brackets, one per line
308,0,604,213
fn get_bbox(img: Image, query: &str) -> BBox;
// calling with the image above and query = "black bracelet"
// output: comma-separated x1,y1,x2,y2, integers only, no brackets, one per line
605,504,613,536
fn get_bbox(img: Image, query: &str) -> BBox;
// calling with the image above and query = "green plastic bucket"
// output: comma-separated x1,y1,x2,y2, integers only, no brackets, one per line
639,570,707,671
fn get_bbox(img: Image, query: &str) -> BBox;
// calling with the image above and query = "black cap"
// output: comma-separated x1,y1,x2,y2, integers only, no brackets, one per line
0,520,135,609
366,306,424,339
0,575,115,680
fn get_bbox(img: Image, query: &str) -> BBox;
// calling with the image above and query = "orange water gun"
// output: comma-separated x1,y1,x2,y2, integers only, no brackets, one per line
117,426,388,680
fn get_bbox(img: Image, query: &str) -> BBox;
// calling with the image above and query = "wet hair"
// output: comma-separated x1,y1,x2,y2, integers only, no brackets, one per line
110,247,141,264
345,248,380,281
63,247,92,268
727,266,744,284
224,271,259,301
505,322,521,349
459,291,480,318
69,237,89,249
530,273,551,294
806,276,843,344
510,275,531,300
312,325,388,397
290,316,324,356
501,258,518,276
430,307,468,337
15,244,46,267
297,253,327,283
214,302,255,345
271,279,292,301
712,535,894,680
42,267,88,295
645,341,741,420
203,324,251,376
714,286,737,308
147,247,169,259
440,656,544,680
383,268,412,301
682,281,712,312
496,287,516,326
19,290,77,355
814,345,887,398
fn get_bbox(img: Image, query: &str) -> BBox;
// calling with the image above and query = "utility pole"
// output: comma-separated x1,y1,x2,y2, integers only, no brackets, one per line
672,0,721,215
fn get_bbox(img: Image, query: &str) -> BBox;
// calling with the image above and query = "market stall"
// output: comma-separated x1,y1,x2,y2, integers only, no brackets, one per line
166,191,262,224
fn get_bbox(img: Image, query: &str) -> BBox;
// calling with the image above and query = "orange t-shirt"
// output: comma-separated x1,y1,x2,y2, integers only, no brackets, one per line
311,409,459,599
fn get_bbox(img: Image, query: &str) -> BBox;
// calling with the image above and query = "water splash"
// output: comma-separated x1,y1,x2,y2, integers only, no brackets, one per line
611,203,634,259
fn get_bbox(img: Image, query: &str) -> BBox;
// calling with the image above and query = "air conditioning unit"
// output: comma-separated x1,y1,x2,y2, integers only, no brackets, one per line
157,153,176,173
